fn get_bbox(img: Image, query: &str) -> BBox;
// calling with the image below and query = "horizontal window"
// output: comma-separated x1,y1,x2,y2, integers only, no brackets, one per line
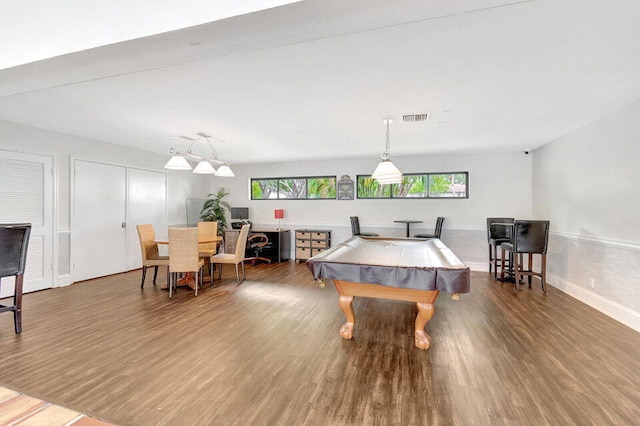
357,172,468,199
251,176,337,200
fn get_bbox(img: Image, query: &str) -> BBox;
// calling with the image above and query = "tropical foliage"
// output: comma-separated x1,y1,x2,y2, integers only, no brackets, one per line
251,176,336,199
200,187,231,234
357,173,468,198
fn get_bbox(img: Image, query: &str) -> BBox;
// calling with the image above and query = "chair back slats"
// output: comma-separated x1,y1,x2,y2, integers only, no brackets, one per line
234,225,251,261
434,217,445,239
197,221,218,252
169,228,200,273
487,217,514,241
350,216,361,236
136,224,159,262
513,220,550,254
0,223,31,277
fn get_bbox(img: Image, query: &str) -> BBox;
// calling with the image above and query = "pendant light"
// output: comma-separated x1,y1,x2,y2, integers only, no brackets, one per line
371,119,402,184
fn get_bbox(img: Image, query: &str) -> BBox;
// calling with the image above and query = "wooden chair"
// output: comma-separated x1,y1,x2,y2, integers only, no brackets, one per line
136,224,169,288
414,217,445,239
350,216,378,237
168,227,205,298
487,217,514,279
197,221,219,278
0,223,31,334
210,224,250,284
501,220,550,292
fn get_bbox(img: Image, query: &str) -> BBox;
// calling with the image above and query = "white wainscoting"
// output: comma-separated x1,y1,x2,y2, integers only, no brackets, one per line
547,232,640,332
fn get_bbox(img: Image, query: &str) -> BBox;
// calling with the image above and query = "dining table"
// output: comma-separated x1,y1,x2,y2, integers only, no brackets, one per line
154,233,223,289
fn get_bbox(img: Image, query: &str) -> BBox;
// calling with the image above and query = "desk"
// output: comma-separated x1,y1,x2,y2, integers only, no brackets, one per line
306,236,470,349
394,220,423,237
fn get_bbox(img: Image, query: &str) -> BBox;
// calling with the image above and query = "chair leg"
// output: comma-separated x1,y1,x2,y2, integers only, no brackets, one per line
141,266,147,288
489,244,493,275
500,249,506,282
235,264,240,284
169,272,174,299
153,266,159,284
528,254,533,288
514,252,520,292
541,253,547,293
241,261,246,280
14,274,24,334
195,271,199,297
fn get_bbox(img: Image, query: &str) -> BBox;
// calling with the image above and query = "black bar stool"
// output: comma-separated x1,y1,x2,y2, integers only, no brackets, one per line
500,220,550,292
0,223,31,334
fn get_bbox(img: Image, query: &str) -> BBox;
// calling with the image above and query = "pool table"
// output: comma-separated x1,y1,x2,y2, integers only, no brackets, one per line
306,236,470,349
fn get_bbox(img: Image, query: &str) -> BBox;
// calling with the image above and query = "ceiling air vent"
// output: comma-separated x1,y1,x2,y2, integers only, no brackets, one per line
402,113,430,123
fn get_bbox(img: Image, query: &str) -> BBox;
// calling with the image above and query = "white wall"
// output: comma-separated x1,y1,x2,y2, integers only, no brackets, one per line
0,119,211,283
533,98,640,331
211,151,533,270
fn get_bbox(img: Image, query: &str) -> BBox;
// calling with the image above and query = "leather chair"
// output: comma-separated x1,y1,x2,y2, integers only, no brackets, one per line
501,220,550,292
245,233,272,265
210,224,251,284
136,224,169,288
414,217,445,239
350,216,378,237
0,223,31,334
168,227,205,298
487,217,514,279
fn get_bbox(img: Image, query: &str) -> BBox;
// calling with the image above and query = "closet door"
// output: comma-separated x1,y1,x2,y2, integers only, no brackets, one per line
73,160,126,281
0,150,54,295
126,168,167,270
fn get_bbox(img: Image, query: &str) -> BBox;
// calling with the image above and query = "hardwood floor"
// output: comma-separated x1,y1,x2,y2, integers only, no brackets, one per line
1,262,639,425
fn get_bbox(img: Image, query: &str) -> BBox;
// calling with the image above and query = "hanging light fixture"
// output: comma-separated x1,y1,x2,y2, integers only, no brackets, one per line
371,118,402,184
165,132,234,177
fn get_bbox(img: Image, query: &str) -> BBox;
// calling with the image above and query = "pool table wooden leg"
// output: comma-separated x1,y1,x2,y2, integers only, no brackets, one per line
338,295,355,339
415,302,435,349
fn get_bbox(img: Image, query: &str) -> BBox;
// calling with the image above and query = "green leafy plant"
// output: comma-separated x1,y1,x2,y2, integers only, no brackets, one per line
200,187,231,234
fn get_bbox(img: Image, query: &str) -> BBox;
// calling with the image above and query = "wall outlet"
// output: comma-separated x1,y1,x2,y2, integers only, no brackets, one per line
590,278,596,289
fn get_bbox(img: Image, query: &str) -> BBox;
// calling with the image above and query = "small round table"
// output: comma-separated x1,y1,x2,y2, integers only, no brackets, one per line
394,220,423,238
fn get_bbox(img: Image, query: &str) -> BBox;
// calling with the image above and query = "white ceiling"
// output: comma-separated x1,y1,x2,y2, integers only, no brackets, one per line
1,0,639,165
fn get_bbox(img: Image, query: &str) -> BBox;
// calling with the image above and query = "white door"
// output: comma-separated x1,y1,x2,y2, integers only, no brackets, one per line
126,168,167,270
73,160,126,281
0,149,54,295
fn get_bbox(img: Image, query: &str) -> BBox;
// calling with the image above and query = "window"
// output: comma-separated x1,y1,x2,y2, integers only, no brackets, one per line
357,172,468,199
251,176,337,200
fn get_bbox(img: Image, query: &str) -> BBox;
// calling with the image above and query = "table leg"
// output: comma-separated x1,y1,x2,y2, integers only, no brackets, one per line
415,302,435,349
405,223,410,237
337,295,355,339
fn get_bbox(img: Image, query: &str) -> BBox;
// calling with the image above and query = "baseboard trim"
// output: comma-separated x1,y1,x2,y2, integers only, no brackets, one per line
548,273,640,333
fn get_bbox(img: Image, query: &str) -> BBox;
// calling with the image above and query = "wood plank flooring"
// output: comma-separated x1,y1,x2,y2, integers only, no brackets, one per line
0,262,639,425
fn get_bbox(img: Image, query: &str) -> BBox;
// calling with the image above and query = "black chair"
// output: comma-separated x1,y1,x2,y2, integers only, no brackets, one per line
487,217,514,279
245,233,272,265
0,223,31,334
414,217,445,239
350,216,378,237
501,220,550,292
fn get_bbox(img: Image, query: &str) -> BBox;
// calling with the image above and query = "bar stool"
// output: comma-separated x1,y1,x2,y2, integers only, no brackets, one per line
0,223,31,334
487,218,514,279
500,220,550,292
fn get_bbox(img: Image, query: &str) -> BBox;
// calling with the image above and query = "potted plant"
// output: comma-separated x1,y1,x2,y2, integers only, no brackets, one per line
200,187,231,235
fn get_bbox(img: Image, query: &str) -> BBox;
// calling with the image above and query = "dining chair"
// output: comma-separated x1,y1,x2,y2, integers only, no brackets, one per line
210,224,250,284
0,223,31,334
500,220,550,292
197,221,219,278
486,217,514,279
136,224,170,289
414,217,445,239
168,227,205,298
350,216,378,237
